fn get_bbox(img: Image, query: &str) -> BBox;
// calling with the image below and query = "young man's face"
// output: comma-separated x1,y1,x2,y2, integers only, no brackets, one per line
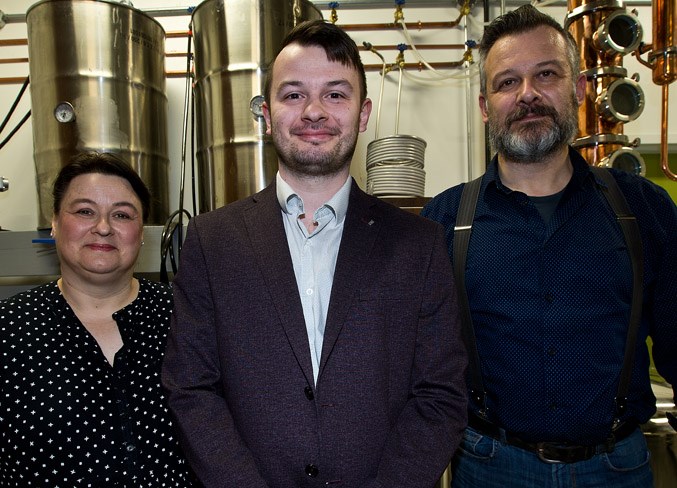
263,43,371,177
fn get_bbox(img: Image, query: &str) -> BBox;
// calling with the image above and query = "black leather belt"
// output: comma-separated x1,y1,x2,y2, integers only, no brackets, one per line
468,412,637,464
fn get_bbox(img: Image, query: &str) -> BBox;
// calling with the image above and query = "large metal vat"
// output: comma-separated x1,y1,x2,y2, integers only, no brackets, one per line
191,0,322,212
26,0,169,228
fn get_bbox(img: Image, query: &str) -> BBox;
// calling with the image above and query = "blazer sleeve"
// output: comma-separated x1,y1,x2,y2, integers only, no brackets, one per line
364,222,468,488
161,218,268,488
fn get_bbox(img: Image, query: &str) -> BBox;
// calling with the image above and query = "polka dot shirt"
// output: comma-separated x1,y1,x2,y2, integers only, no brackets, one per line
0,279,194,487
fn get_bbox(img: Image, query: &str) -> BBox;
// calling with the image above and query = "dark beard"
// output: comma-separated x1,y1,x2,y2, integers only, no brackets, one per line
273,123,358,178
278,141,355,177
487,95,579,163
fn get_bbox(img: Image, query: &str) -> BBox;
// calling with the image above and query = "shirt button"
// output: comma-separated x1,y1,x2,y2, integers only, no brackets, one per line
548,348,556,356
305,464,319,477
306,288,313,296
304,386,314,401
544,293,554,303
126,444,136,452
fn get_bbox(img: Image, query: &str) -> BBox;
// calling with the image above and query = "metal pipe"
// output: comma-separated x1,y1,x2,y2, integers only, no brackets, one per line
659,84,677,180
395,66,403,134
0,0,657,27
363,42,387,139
3,60,471,84
652,0,677,180
463,7,474,181
0,38,27,47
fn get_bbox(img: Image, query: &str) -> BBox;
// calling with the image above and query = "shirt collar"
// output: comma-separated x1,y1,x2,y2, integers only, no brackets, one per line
276,172,352,223
485,146,593,193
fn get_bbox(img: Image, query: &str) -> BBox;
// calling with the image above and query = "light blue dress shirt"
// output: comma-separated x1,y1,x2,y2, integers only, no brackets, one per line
276,172,351,384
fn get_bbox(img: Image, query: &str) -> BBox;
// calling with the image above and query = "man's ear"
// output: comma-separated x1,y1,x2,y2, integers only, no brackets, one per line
262,101,272,135
479,94,489,124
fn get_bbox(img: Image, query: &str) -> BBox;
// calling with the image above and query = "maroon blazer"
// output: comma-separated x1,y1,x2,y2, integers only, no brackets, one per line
162,180,467,487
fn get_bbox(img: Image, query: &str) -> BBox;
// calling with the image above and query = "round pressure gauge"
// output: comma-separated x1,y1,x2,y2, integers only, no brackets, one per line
249,95,265,118
54,102,75,123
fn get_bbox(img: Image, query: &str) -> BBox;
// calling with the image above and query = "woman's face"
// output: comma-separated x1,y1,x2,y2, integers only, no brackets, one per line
52,173,144,283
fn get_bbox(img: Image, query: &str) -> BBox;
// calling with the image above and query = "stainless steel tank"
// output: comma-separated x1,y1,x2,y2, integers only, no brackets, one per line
26,0,169,228
191,0,322,212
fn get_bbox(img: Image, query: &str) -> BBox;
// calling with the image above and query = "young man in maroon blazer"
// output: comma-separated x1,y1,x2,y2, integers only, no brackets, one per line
162,20,468,488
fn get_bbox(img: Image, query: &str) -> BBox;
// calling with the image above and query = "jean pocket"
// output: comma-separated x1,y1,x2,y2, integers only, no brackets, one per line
457,427,498,460
602,429,651,472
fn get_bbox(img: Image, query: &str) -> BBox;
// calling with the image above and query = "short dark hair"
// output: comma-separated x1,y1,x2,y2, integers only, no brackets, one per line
52,152,151,221
264,20,367,104
478,4,579,94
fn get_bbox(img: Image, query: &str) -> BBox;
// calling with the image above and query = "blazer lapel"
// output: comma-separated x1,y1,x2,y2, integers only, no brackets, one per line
319,182,381,379
243,184,315,384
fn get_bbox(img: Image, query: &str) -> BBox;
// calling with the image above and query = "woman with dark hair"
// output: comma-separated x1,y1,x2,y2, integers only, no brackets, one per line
0,152,194,486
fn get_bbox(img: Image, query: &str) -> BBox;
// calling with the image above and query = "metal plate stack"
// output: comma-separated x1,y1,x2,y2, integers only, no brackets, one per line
366,134,427,197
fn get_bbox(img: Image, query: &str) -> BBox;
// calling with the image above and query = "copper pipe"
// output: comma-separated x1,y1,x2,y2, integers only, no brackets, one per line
339,0,469,31
0,34,466,73
651,0,676,85
0,57,28,64
164,60,472,78
166,30,192,39
0,32,189,46
0,38,27,47
659,84,677,180
0,57,471,83
652,0,677,180
338,19,464,32
366,61,468,71
361,43,467,51
166,71,192,78
0,77,29,85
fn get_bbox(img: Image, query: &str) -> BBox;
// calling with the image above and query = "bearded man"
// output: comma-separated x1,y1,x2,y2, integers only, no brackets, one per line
422,4,676,488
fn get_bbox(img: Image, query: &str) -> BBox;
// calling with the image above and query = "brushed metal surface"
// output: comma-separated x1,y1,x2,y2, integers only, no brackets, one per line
191,0,322,213
26,0,169,228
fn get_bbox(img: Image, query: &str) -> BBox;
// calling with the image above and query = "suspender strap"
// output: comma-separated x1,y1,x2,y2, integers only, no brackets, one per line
590,167,644,423
452,176,486,413
453,169,643,428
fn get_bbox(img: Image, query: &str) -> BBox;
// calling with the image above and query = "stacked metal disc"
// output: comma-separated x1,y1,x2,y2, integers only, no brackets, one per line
366,134,427,197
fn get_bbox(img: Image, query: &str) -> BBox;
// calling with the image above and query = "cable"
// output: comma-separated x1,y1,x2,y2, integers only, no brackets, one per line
190,68,197,217
160,208,192,283
0,110,31,151
0,76,29,136
177,30,193,255
397,19,476,80
402,65,478,86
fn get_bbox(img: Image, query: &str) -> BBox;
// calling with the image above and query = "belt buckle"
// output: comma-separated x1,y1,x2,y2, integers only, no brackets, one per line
536,442,565,464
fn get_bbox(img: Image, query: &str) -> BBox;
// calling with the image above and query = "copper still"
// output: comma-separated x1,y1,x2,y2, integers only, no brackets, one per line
566,0,677,180
565,0,646,175
634,0,677,180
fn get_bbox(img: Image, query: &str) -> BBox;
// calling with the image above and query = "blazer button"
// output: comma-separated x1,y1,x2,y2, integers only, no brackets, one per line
304,386,314,400
305,464,319,477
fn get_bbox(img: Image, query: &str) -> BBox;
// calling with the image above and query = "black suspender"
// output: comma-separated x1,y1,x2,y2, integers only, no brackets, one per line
452,168,644,428
590,167,644,426
453,177,487,416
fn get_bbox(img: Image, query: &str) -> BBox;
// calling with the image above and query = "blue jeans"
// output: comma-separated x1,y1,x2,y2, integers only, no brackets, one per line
451,426,654,488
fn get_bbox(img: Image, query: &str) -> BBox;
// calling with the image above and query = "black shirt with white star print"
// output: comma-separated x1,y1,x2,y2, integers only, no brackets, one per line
0,279,194,487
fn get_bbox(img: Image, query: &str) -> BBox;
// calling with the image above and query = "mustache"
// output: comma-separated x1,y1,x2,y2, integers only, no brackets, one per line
290,124,340,135
506,104,559,125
